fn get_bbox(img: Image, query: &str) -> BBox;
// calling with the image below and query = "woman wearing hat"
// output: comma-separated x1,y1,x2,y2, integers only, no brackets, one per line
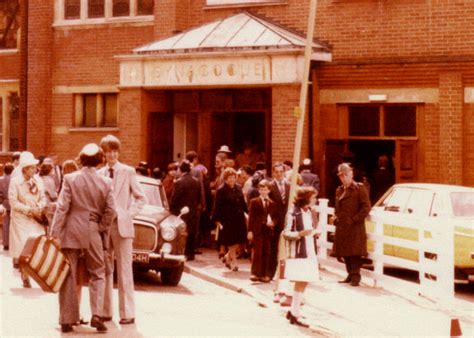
8,151,47,288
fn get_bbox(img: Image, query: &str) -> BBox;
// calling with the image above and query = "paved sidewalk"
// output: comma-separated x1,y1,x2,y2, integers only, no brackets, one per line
185,248,474,337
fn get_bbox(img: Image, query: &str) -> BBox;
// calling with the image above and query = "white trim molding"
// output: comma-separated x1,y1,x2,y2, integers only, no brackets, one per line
319,88,439,104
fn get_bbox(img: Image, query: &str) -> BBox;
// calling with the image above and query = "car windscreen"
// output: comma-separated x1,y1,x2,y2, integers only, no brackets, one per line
450,192,474,217
140,182,164,208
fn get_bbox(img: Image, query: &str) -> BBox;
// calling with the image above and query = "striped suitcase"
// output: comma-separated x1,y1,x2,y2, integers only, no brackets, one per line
19,235,70,293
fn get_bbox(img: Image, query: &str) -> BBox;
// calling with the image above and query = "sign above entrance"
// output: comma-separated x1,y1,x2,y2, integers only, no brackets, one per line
119,53,309,87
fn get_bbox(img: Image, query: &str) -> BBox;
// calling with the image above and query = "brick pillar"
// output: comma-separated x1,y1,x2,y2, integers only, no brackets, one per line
438,72,463,185
271,85,310,165
26,0,54,155
118,88,144,165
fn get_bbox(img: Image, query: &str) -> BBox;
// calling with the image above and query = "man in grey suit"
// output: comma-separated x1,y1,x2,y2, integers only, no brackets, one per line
51,143,116,333
100,135,145,325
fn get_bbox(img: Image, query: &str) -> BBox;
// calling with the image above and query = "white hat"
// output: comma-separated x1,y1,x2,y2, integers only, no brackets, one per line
19,151,39,168
80,143,100,156
303,158,312,166
217,145,232,154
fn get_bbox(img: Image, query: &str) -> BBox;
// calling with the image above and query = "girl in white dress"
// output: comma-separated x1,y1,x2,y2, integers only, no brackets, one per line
283,186,319,327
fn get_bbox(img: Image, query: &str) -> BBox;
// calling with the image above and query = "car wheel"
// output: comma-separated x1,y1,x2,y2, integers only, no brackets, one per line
160,263,184,286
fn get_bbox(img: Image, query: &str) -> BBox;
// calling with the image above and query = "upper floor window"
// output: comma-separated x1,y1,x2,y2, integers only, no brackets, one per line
56,0,154,25
0,0,20,50
348,105,417,138
206,0,285,6
89,0,105,18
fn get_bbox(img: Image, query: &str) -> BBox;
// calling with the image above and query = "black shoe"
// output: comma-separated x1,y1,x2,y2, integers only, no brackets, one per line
232,266,238,272
61,324,73,333
101,316,112,322
90,315,107,332
350,280,360,287
338,277,351,283
119,318,135,325
194,250,203,255
287,311,309,328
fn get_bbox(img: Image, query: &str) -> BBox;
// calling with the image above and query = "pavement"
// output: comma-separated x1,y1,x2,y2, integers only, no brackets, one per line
185,248,474,337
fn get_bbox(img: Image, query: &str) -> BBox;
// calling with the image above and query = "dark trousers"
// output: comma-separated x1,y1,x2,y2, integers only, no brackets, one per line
344,255,362,283
251,235,272,278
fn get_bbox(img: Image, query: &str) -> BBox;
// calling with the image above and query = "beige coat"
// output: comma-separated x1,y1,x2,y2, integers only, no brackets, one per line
9,174,46,258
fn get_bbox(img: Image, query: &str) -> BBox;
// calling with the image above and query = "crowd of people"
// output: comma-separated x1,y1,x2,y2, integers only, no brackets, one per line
0,140,373,331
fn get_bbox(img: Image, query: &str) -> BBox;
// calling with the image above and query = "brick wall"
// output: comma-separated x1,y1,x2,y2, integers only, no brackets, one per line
0,52,20,80
271,85,309,164
26,0,54,156
438,72,463,185
422,103,440,183
53,25,154,85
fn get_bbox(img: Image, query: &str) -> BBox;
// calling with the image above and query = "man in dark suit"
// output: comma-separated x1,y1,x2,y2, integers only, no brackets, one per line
299,158,320,192
170,160,201,261
268,162,290,278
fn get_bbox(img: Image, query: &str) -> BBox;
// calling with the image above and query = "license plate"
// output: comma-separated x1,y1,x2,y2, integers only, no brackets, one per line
132,252,149,263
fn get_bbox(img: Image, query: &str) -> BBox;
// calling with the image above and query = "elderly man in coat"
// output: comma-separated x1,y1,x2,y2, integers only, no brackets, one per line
100,135,146,325
333,163,371,287
51,144,116,333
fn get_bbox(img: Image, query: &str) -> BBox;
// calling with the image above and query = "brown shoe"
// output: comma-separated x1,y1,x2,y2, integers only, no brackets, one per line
22,279,31,288
261,277,271,283
249,275,259,282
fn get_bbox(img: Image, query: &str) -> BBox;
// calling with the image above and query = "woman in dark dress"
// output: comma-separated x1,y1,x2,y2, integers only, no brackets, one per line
213,168,248,271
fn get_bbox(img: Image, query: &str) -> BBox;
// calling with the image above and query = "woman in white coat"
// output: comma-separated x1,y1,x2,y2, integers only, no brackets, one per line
9,151,47,287
283,186,319,328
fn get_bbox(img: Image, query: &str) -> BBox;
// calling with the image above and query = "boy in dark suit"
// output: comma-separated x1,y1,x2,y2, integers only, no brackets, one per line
247,179,278,282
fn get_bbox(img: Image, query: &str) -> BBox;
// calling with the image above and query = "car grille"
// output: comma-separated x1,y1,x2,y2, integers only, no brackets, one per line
133,223,156,251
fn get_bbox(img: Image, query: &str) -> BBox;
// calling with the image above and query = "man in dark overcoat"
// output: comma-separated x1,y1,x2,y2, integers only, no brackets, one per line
268,162,290,278
333,163,371,287
170,160,201,261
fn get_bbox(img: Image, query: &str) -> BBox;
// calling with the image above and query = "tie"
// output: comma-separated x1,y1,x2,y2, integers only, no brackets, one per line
109,167,114,179
279,181,286,202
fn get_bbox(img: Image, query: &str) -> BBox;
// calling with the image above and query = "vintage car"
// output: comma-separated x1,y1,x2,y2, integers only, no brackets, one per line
365,183,474,283
132,176,188,286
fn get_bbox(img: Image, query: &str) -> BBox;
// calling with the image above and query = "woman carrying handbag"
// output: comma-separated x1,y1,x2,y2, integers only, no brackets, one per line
282,186,320,328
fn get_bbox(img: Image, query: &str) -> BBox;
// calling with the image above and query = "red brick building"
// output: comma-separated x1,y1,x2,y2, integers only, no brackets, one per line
1,0,473,199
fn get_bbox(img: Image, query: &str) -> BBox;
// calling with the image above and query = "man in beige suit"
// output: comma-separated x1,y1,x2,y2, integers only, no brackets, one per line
52,143,116,333
100,135,145,325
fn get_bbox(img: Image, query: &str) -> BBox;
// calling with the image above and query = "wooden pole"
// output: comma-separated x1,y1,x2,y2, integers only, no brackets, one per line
274,0,319,299
288,0,318,210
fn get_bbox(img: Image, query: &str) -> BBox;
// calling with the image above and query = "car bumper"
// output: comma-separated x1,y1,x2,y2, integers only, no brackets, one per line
149,251,186,263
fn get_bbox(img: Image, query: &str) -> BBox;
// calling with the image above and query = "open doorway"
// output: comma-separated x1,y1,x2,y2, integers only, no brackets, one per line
211,111,268,171
348,140,396,203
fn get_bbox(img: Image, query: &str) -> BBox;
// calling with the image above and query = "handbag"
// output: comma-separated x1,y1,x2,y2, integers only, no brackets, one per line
33,212,49,226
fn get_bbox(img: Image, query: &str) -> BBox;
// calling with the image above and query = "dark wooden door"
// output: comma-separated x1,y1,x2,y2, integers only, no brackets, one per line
395,140,417,183
148,112,173,172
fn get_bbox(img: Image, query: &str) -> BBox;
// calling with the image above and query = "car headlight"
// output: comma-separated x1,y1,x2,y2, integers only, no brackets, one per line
160,225,177,241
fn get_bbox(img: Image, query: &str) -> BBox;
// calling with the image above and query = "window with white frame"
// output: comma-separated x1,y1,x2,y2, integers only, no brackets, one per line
57,0,154,24
206,0,285,6
75,93,118,128
0,92,20,152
